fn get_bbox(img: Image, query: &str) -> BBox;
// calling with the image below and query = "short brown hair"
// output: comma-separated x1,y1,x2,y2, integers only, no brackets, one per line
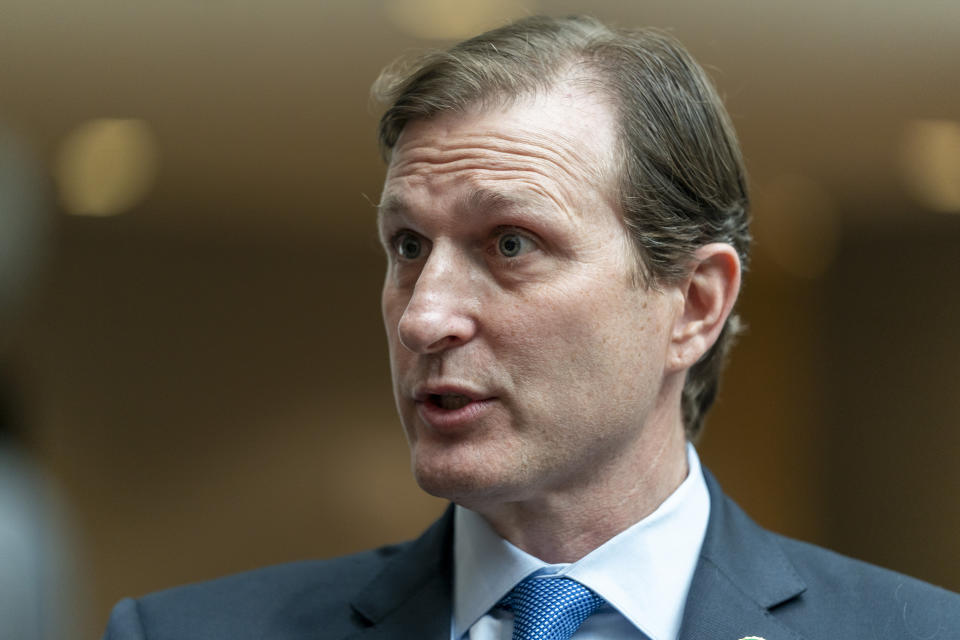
373,15,751,440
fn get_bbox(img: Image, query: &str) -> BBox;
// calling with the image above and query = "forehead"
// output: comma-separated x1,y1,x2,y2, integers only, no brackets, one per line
380,86,620,220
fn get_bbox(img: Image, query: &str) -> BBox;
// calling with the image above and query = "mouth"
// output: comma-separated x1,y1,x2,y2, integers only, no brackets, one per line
413,384,487,406
427,393,473,411
412,384,495,429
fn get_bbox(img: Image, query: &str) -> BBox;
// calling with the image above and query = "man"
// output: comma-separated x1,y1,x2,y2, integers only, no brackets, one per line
104,15,960,640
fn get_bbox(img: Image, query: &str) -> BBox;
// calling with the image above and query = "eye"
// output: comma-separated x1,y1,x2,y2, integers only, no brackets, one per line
497,232,534,258
393,232,425,260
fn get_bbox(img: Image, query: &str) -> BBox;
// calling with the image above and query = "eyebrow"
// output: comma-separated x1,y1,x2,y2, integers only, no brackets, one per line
459,189,538,217
378,188,540,220
460,188,570,228
377,188,559,242
377,194,408,222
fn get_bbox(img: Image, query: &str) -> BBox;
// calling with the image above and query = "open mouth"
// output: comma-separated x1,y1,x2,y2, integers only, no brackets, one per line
428,393,472,411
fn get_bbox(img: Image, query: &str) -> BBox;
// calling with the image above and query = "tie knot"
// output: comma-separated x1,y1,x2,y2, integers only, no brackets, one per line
499,577,605,640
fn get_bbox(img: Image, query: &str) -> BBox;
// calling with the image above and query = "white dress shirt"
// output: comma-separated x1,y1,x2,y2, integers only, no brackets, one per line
452,443,710,640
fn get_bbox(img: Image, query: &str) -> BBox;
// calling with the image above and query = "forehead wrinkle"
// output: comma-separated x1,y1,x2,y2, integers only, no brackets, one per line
390,126,612,193
389,149,611,225
486,128,613,195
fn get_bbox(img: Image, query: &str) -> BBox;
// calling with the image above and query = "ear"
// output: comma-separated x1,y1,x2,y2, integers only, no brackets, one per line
667,243,742,372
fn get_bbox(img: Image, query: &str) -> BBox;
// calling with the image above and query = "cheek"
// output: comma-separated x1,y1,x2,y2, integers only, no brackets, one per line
505,282,665,398
501,286,625,379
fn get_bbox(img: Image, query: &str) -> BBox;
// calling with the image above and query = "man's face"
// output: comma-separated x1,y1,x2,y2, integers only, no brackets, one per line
378,86,684,510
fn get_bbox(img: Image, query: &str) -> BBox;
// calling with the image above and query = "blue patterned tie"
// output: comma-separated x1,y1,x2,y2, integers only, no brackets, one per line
499,576,606,640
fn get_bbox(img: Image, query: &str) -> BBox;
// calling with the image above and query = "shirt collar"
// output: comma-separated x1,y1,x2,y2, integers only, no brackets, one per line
453,443,710,640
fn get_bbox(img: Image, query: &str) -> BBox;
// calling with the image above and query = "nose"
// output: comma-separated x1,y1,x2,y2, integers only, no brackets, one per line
396,248,478,354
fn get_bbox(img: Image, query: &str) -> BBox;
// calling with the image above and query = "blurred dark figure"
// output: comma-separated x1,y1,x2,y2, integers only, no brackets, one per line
0,123,77,640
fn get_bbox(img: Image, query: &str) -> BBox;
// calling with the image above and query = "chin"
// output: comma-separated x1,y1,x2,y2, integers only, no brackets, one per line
412,458,489,502
411,449,521,507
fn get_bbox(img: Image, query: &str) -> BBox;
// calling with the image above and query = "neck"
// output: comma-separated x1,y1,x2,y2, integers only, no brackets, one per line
476,419,689,564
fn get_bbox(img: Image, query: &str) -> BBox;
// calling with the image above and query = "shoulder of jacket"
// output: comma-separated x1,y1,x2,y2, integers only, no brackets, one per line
122,541,413,639
770,533,960,638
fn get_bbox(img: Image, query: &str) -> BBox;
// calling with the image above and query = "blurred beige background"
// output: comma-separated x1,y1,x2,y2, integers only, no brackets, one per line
1,1,959,637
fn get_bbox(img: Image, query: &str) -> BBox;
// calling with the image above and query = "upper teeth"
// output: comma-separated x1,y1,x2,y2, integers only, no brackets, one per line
437,394,470,410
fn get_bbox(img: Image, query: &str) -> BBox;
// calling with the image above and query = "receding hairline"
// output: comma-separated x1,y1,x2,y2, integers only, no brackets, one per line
380,62,617,146
372,27,625,152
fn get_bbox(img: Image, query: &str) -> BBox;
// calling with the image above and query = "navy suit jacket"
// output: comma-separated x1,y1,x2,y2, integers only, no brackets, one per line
103,470,960,639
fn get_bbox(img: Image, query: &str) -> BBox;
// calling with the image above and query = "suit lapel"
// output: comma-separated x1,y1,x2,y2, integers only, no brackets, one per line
679,470,807,640
345,505,454,640
342,470,810,640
